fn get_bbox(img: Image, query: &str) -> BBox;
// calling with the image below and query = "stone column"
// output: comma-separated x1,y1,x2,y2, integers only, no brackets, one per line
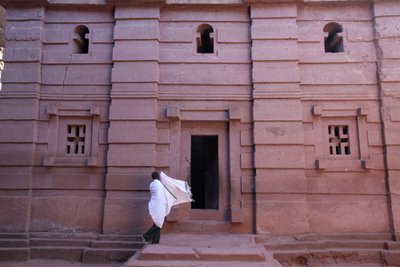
0,6,44,232
103,5,160,234
250,3,308,234
372,0,400,240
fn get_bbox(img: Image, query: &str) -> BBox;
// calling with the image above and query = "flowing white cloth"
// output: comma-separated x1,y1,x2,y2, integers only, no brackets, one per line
148,172,193,228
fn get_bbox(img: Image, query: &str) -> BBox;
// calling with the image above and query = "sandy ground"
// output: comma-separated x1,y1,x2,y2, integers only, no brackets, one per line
0,260,123,267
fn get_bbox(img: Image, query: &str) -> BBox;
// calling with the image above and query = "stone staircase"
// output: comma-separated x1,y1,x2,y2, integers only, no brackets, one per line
0,232,145,263
255,234,400,266
123,234,282,267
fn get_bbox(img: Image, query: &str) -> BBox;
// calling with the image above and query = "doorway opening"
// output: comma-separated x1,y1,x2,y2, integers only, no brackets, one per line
190,135,219,210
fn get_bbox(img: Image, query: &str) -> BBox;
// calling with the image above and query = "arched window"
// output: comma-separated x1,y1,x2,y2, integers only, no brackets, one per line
196,24,214,54
324,22,344,53
73,25,89,54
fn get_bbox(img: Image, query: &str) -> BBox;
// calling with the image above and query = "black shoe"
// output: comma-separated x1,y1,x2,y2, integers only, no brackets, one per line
142,234,151,243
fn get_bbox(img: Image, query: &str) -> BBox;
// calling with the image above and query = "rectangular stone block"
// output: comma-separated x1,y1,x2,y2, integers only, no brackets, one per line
256,199,309,234
160,6,248,22
251,3,296,19
308,196,389,233
255,145,306,169
107,144,156,167
256,169,307,193
375,17,400,39
112,62,158,83
252,40,298,61
253,99,303,121
113,41,159,61
42,64,111,85
43,28,70,44
373,1,400,17
297,3,371,21
114,24,159,41
103,197,149,233
254,121,304,145
3,47,41,62
217,24,250,43
253,61,300,83
0,173,31,189
0,197,29,232
106,174,148,191
252,19,298,40
380,67,400,82
115,6,160,19
33,174,105,190
0,121,36,143
108,121,157,143
0,99,38,120
379,39,400,59
160,63,251,85
0,144,35,166
109,99,157,120
45,9,114,23
300,63,377,85
160,23,193,43
2,63,40,83
30,196,103,232
7,7,45,21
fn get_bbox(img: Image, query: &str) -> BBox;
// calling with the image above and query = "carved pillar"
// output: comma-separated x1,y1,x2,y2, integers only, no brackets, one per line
0,6,44,232
250,3,308,234
103,5,160,234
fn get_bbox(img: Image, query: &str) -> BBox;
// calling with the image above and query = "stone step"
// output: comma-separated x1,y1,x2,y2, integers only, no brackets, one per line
90,240,143,249
382,250,400,265
137,245,267,262
386,241,400,250
0,238,29,248
0,233,29,239
0,248,29,261
272,249,383,265
125,260,280,267
264,240,387,251
30,246,84,261
82,248,138,263
29,238,91,247
98,234,143,242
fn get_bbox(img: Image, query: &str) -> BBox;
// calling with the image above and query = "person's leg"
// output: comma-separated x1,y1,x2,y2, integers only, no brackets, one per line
151,224,161,244
143,224,156,242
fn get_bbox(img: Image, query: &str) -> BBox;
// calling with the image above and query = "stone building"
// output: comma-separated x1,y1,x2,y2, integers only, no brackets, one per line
0,0,399,244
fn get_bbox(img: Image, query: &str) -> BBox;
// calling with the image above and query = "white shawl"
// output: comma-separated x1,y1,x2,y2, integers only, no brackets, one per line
148,172,193,228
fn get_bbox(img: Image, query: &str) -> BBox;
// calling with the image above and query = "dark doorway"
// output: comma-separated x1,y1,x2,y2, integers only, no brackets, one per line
190,135,219,210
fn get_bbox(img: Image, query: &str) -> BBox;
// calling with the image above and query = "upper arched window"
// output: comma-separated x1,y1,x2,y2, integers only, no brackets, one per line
196,24,214,54
73,25,89,54
324,22,344,53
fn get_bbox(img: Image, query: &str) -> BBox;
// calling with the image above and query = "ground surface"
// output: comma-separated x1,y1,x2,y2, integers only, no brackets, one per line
0,260,123,267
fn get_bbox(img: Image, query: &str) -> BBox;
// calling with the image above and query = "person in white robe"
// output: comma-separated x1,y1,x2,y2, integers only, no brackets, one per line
143,171,193,244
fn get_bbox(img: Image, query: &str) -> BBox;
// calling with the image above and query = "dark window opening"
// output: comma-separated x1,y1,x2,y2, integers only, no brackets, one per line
324,22,344,53
328,125,350,155
196,24,214,54
190,135,219,209
66,125,86,155
73,25,89,54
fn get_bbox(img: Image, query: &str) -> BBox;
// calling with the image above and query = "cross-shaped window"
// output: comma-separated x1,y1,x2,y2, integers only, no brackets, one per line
66,125,86,155
328,125,350,155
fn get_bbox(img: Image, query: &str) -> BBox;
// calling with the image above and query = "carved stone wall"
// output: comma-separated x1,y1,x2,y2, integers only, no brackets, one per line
0,0,398,238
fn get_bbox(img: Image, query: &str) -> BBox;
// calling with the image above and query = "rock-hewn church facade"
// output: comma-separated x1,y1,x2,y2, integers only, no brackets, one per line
0,0,400,241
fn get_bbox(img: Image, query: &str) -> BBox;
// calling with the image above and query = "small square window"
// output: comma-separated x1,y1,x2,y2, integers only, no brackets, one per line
328,125,350,155
66,125,86,155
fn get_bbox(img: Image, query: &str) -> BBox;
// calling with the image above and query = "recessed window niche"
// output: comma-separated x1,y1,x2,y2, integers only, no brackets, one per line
73,25,90,54
324,22,344,53
196,24,214,54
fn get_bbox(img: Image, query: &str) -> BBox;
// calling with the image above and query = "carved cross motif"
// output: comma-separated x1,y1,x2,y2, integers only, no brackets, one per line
66,125,86,155
328,125,350,155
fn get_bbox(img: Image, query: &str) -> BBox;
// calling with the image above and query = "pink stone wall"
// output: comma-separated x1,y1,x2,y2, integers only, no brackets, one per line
0,0,399,239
